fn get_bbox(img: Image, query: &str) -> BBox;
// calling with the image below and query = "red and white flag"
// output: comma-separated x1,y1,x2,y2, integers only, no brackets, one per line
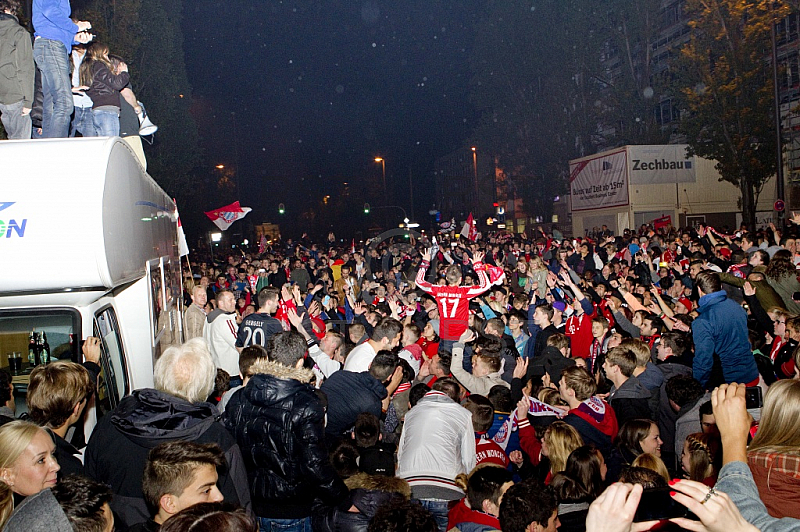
174,200,190,257
351,239,356,254
204,201,251,231
258,235,268,254
460,213,478,242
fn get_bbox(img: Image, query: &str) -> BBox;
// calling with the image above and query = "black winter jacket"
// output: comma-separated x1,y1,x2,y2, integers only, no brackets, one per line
84,389,251,529
320,370,386,439
312,472,410,532
86,61,129,108
222,359,347,518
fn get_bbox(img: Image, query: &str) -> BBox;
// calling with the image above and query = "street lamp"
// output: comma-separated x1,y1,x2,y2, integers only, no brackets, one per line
471,147,479,213
375,157,386,197
215,164,224,169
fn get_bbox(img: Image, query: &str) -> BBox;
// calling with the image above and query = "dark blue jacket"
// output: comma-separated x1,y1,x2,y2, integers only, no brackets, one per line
692,290,758,388
320,370,386,438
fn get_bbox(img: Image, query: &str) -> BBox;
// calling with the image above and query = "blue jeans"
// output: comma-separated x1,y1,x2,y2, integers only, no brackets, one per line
33,38,73,138
256,517,311,532
71,106,96,137
93,108,120,137
413,499,450,532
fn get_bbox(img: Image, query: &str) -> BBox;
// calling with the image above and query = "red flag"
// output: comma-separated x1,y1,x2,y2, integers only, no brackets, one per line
351,239,356,254
485,264,506,285
259,235,268,254
460,213,478,242
653,215,672,230
205,201,252,231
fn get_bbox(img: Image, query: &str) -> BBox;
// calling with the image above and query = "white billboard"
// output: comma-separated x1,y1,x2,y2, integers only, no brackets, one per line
628,144,696,184
569,148,629,212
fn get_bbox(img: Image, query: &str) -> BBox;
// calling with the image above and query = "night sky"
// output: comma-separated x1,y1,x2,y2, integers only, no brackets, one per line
182,0,483,224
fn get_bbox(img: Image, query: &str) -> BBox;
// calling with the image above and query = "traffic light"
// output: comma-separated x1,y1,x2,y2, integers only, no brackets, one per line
278,203,285,214
363,203,370,214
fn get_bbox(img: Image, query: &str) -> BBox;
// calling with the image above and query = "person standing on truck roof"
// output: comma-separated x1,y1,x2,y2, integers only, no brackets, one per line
32,0,93,138
184,285,208,341
203,290,240,384
0,0,34,140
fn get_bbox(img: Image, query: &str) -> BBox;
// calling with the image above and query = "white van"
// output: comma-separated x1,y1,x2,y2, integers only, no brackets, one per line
0,137,183,418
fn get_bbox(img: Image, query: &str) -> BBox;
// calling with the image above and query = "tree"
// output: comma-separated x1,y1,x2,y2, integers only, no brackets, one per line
674,0,790,229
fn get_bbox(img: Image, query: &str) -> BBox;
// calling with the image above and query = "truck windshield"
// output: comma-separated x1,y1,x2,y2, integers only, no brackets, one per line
0,309,80,387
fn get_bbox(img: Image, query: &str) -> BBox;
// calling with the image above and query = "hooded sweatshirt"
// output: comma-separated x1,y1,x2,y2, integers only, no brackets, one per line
203,308,239,376
563,397,618,457
450,342,510,395
608,375,653,427
84,389,251,529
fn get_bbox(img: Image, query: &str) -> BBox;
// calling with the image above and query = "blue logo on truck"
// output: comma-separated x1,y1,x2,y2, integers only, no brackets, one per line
0,202,27,238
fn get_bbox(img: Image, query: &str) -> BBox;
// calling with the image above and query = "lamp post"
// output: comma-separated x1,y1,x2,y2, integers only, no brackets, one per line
471,147,479,213
770,2,786,227
374,157,387,198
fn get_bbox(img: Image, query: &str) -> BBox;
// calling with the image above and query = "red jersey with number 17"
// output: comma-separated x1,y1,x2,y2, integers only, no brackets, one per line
415,260,489,340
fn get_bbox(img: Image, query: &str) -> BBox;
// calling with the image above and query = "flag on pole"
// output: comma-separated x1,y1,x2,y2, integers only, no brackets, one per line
204,201,252,231
259,235,268,254
461,213,478,242
351,239,356,254
174,200,190,257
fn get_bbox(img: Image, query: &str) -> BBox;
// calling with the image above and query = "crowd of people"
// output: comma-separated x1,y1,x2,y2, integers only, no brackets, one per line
3,219,800,532
0,0,155,140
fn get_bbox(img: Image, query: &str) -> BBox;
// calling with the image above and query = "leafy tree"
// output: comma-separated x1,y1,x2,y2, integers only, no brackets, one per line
674,0,789,229
74,0,200,206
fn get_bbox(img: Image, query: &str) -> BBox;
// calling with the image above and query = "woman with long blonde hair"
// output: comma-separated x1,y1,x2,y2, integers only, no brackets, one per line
542,421,584,484
747,379,800,518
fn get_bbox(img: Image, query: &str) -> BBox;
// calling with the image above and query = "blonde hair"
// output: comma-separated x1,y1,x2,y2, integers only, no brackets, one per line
0,482,12,530
632,453,670,483
537,388,568,407
0,421,47,471
619,338,651,367
528,256,546,272
749,380,800,454
544,421,584,475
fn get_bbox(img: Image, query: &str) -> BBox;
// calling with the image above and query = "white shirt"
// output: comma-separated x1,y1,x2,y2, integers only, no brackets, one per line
342,342,376,373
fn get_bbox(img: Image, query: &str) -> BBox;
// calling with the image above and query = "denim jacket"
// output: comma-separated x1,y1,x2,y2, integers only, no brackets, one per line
715,461,800,531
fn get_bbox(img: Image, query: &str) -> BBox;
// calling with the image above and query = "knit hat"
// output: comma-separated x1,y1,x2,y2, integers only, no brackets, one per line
429,319,440,336
552,301,567,313
677,297,693,312
719,247,731,259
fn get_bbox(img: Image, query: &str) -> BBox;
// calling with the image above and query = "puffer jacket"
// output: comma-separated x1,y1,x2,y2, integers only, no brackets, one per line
319,369,386,439
222,359,347,518
312,473,410,532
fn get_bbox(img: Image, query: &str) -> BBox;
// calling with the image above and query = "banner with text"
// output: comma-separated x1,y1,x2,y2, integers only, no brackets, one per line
628,145,696,184
569,149,629,212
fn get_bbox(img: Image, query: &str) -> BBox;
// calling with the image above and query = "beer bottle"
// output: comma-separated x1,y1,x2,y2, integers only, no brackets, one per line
33,332,42,366
28,331,36,366
42,332,51,364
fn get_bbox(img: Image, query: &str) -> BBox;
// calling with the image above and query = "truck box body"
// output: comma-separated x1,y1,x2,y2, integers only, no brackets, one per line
0,138,183,415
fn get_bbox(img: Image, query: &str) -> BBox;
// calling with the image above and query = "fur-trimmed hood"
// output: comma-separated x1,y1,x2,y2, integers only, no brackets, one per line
345,472,411,498
249,358,314,383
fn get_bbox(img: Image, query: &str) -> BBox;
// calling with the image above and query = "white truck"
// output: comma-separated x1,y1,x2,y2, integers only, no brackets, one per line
0,137,184,417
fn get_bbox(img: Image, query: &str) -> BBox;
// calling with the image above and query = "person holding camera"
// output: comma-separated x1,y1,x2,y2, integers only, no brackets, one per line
32,0,92,138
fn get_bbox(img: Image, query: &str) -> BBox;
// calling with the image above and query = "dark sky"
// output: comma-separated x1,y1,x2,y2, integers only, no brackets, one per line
182,0,483,224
